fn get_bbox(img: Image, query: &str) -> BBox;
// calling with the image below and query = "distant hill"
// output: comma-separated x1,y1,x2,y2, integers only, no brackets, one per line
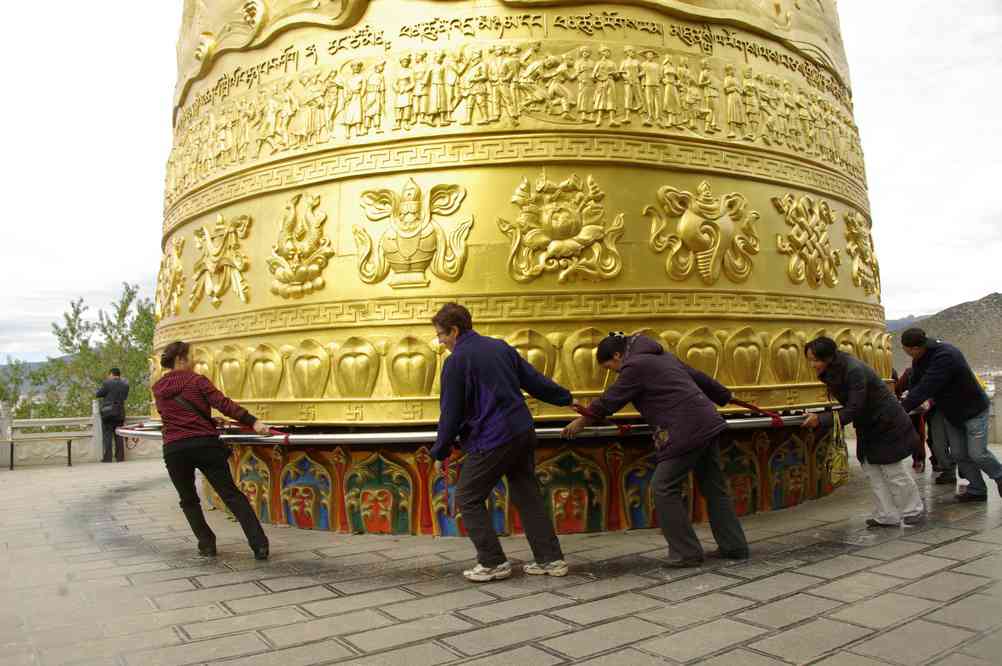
890,292,1002,374
886,315,930,333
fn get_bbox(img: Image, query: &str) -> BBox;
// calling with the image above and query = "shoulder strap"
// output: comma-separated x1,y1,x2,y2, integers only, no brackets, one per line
173,393,215,429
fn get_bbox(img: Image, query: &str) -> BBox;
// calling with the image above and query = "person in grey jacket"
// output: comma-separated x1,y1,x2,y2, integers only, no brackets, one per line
96,368,130,462
563,333,748,567
803,337,924,526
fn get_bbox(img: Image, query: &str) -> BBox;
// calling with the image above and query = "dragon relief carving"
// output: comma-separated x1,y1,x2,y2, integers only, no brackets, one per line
155,237,186,321
353,178,473,288
843,210,881,298
497,171,624,283
645,180,760,284
190,213,253,310
267,193,336,298
773,193,840,289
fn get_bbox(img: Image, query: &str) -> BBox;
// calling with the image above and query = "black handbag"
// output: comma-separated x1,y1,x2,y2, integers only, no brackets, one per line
100,401,124,421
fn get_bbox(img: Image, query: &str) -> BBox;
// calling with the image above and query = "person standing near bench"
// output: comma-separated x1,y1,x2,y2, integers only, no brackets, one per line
153,341,272,559
96,368,129,463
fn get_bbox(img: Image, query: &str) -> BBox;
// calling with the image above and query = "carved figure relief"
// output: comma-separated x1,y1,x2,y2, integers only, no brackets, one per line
773,193,841,288
190,213,253,310
267,193,336,298
646,180,760,284
155,237,186,321
844,210,881,297
498,171,624,283
354,178,473,288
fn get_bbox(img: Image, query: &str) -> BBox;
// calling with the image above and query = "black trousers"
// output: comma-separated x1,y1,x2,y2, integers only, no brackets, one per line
653,437,748,561
164,444,268,550
102,419,125,462
456,430,563,567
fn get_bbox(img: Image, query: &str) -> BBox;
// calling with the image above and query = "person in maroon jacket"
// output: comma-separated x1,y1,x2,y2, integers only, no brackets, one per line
563,333,748,568
153,341,272,560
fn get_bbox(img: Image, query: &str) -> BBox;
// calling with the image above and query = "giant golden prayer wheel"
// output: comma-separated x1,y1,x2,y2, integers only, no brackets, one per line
158,0,881,535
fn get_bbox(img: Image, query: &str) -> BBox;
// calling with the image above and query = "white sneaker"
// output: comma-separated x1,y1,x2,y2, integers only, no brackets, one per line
523,560,569,577
463,561,512,582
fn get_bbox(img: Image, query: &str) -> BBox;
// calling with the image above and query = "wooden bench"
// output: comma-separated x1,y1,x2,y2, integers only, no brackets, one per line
6,417,94,470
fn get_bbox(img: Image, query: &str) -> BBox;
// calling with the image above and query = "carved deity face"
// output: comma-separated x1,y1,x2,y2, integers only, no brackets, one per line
398,182,422,228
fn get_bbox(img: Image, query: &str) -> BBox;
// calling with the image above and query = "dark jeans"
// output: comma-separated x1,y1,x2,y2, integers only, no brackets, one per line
653,437,748,561
102,419,124,462
456,430,563,568
164,444,268,550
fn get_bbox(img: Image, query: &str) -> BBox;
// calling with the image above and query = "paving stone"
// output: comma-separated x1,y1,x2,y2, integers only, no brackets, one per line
644,573,739,601
480,573,592,599
932,655,995,666
969,527,1002,545
829,592,939,629
457,645,563,666
855,540,929,561
573,647,675,665
183,607,310,639
926,540,1001,561
541,617,666,659
903,527,973,545
302,587,416,617
333,573,429,595
897,572,990,601
871,554,956,579
460,591,575,623
329,643,458,666
751,618,871,662
697,648,786,666
104,604,230,637
262,609,393,648
728,571,825,601
795,554,876,579
640,618,766,662
811,654,896,666
557,574,656,601
736,593,843,629
926,594,1002,631
550,592,662,625
953,554,1002,578
40,628,182,666
723,556,805,579
852,618,973,664
346,615,474,652
445,615,571,655
225,585,336,613
128,565,228,585
207,638,355,665
123,632,270,666
811,572,904,602
154,582,265,610
638,592,754,628
383,588,495,621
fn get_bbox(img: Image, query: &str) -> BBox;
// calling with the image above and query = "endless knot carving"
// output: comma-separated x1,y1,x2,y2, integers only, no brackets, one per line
497,171,624,283
353,178,473,288
267,193,335,299
773,193,841,289
843,210,881,298
190,213,253,310
155,237,186,320
645,180,760,284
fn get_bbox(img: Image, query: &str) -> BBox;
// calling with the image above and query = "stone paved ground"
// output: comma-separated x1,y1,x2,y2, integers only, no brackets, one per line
3,453,1002,666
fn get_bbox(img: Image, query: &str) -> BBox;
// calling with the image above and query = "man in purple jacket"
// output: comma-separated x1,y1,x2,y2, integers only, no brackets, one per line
432,303,574,582
564,333,748,567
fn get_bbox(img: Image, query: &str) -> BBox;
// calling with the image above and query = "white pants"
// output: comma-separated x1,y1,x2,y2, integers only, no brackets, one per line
862,459,924,525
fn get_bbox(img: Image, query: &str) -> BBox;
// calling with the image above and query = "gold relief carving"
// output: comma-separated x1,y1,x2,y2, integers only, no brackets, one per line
723,327,764,385
247,344,285,399
834,328,857,358
216,345,248,398
401,401,424,421
507,329,558,377
190,346,216,383
283,339,331,399
773,193,841,289
858,330,877,372
498,171,624,283
844,210,881,298
333,337,381,398
354,179,473,288
344,402,365,421
677,326,723,379
298,404,318,421
267,193,336,298
155,237,186,321
562,328,609,390
399,14,544,42
661,329,682,355
387,337,437,396
190,213,253,310
769,329,804,384
646,180,760,285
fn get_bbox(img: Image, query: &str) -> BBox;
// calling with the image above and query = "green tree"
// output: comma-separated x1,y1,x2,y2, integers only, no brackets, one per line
0,357,32,418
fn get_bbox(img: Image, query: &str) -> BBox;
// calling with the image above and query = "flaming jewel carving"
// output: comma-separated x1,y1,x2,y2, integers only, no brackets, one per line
645,180,761,284
497,171,625,283
844,210,881,297
267,193,336,298
190,213,253,310
353,178,473,288
155,237,186,320
773,193,841,289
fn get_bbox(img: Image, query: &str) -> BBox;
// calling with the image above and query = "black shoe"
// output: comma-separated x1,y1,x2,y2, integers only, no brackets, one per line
866,518,899,528
198,543,217,557
956,493,988,503
934,473,957,485
903,514,925,526
710,549,749,560
252,544,270,561
101,459,113,463
663,557,704,569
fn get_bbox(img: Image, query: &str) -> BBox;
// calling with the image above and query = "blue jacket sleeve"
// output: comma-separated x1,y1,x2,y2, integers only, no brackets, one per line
96,380,109,398
433,354,466,460
901,352,953,413
686,367,733,406
514,349,572,406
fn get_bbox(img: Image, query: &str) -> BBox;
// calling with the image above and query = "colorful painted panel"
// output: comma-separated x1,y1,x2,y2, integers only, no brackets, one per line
238,450,272,523
623,453,657,530
537,450,605,534
718,441,759,517
345,453,413,534
432,461,508,537
769,435,808,509
280,453,333,529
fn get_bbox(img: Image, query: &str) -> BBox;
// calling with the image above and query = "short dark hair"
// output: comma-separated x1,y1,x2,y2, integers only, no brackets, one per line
805,336,838,362
900,328,928,348
431,303,473,334
109,368,121,377
160,341,191,369
596,333,629,363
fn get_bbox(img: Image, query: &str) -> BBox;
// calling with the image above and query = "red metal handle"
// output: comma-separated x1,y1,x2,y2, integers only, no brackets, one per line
730,399,785,428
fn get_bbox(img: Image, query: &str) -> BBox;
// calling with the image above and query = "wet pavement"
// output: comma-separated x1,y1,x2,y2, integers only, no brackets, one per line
2,451,1002,665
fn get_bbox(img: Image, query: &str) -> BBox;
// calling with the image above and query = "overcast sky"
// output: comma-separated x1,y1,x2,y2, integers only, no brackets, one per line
1,1,999,362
